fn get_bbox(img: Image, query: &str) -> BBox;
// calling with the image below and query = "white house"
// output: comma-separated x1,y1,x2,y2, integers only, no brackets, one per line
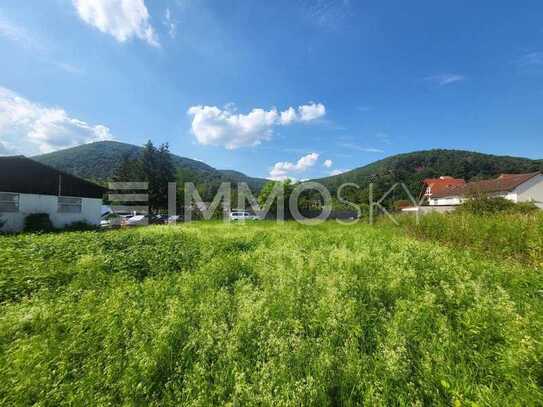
428,172,543,208
0,156,105,232
422,176,466,206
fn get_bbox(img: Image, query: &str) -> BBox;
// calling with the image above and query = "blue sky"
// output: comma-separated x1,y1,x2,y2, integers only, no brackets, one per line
0,0,542,180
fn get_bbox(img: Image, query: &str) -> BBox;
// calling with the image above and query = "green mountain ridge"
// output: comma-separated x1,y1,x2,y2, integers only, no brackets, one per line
30,143,542,203
32,141,267,192
313,149,542,202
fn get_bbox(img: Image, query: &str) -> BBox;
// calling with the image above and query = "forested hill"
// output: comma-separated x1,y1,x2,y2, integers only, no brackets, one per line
32,141,267,192
313,149,542,200
31,144,542,202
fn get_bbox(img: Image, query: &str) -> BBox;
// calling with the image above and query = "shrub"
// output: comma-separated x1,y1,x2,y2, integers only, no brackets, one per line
459,196,539,215
459,196,516,214
513,201,540,214
24,213,54,233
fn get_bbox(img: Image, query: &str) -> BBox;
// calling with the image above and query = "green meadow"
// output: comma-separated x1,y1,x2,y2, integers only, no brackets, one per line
1,219,542,406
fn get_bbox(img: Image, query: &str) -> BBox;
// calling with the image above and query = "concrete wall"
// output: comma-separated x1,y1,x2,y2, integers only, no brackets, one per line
429,196,463,206
402,205,458,214
503,192,518,202
515,174,543,208
0,193,102,232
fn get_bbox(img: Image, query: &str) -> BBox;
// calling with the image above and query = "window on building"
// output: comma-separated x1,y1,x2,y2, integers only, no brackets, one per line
58,196,82,213
0,193,19,213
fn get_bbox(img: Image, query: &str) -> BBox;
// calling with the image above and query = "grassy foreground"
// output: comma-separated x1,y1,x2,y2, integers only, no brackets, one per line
392,211,543,266
1,221,542,406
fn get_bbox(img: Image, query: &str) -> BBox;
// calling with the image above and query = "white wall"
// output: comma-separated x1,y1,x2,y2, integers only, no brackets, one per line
484,192,516,202
402,205,458,214
515,174,543,209
503,192,518,202
429,196,463,206
431,193,520,206
0,193,102,232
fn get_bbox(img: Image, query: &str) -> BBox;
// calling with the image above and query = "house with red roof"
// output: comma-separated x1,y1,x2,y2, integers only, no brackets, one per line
427,172,543,208
422,176,466,206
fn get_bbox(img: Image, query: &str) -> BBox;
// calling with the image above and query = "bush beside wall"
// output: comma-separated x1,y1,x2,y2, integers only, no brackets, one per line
23,213,54,233
458,196,539,215
64,222,99,232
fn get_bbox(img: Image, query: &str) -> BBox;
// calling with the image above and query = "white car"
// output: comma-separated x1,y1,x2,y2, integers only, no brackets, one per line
168,215,182,224
118,214,135,225
100,214,122,228
229,211,260,221
125,215,149,226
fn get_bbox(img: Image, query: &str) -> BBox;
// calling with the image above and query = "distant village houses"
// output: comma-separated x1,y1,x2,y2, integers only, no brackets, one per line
422,172,543,209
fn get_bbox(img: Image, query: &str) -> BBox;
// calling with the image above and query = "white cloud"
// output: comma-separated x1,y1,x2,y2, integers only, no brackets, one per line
323,159,333,168
0,87,114,155
425,73,465,87
269,152,319,181
0,14,38,50
362,147,384,153
73,0,159,47
298,102,326,121
330,169,349,176
188,105,278,149
187,102,326,149
0,14,81,74
164,8,176,39
518,51,543,67
279,107,297,125
302,0,352,30
339,142,384,153
56,63,84,75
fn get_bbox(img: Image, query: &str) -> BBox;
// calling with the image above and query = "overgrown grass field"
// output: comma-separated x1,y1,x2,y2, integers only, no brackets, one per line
1,220,542,406
393,211,543,266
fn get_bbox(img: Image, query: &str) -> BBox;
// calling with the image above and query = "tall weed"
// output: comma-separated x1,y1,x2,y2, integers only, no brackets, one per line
0,222,542,405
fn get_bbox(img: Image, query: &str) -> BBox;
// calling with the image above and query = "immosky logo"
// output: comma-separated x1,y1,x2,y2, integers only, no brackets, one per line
109,182,425,225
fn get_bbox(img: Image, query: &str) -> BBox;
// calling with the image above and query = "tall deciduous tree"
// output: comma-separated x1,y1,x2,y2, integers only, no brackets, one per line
258,179,295,218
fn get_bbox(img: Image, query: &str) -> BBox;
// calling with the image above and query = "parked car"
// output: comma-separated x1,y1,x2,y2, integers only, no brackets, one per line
229,211,260,221
153,215,170,225
125,215,148,226
125,214,170,226
119,213,135,226
168,215,182,223
100,213,122,228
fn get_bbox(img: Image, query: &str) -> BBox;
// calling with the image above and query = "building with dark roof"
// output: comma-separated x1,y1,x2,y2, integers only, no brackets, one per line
0,156,106,232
